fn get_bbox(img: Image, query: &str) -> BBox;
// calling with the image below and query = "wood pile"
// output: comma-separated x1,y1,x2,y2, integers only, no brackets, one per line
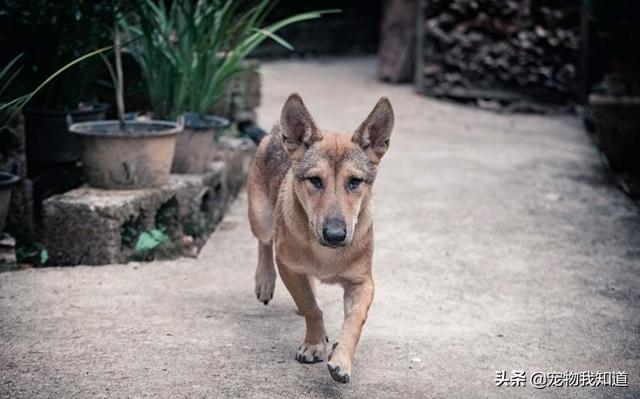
417,0,582,103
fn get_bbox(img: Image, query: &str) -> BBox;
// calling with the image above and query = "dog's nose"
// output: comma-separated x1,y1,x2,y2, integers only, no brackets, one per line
322,219,347,245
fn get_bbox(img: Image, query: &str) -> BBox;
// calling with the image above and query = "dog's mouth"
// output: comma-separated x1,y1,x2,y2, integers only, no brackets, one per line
317,238,349,248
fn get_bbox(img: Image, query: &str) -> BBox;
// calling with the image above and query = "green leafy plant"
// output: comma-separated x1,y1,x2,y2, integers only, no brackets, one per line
134,228,170,253
121,0,338,119
0,55,27,127
40,248,49,265
15,242,48,267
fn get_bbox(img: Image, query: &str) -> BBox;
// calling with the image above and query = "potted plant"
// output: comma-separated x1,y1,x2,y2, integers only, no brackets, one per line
1,47,113,232
0,1,113,169
121,0,336,174
69,21,182,190
588,0,640,196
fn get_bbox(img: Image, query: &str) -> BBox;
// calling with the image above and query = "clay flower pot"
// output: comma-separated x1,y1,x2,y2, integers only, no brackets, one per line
70,120,182,189
171,113,230,174
0,172,20,233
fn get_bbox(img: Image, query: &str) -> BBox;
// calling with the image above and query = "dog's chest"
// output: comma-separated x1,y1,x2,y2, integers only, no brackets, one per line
275,242,353,282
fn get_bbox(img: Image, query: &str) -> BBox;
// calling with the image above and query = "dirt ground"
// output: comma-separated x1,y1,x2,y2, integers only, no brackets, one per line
1,57,639,398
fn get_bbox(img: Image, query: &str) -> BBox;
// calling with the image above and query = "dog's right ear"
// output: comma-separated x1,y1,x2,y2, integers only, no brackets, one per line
280,93,322,159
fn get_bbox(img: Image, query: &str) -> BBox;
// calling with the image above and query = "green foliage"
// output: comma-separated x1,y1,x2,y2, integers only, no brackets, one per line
40,249,49,265
15,243,48,267
134,228,170,253
0,55,28,127
121,0,338,119
120,210,173,258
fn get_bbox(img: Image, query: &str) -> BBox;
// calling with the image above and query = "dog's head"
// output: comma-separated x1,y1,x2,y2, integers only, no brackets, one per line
279,93,394,248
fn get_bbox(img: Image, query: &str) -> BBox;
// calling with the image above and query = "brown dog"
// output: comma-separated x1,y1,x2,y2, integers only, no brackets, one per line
247,93,394,383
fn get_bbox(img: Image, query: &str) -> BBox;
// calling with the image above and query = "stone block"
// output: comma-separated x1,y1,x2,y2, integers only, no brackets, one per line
43,164,226,266
173,162,227,238
0,234,17,272
209,60,261,123
7,179,35,242
42,136,256,266
217,137,256,198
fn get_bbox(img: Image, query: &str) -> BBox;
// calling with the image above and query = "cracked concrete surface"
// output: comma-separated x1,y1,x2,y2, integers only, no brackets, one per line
1,57,639,398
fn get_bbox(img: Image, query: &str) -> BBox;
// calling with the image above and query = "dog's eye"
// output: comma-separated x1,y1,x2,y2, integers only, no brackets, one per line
307,176,323,189
348,178,363,190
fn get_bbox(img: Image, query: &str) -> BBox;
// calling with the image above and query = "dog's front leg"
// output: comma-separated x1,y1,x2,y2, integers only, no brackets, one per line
255,241,276,304
277,263,328,363
327,278,374,383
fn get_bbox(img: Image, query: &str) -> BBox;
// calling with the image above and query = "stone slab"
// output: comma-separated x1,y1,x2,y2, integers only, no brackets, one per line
217,136,256,198
43,165,226,266
0,234,16,272
43,163,222,265
42,138,255,266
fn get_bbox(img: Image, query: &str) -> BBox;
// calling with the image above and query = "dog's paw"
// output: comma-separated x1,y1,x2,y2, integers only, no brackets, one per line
327,342,351,383
255,271,275,305
295,339,327,364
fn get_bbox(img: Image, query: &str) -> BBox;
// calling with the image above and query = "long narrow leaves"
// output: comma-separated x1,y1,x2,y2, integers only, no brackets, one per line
0,46,113,128
121,0,339,119
0,55,24,98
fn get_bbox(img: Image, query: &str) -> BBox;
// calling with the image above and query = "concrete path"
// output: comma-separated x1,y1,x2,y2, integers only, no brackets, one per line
1,58,639,398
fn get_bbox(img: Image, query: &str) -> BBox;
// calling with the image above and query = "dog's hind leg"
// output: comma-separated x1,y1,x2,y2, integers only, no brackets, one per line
248,176,276,305
277,263,328,363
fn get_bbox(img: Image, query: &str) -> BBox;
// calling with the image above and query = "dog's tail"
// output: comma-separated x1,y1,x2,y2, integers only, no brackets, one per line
238,121,267,145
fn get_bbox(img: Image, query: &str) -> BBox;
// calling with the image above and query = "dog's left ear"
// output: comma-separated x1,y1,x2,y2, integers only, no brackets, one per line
352,97,394,164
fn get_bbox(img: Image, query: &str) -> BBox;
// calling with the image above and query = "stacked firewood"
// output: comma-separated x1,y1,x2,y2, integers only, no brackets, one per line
419,0,581,101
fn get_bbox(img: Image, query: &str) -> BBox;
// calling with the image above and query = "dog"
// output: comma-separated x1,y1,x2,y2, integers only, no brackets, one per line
247,93,394,383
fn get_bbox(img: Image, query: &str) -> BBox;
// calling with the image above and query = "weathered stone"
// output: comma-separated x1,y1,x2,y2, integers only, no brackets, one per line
233,60,261,112
43,165,226,266
210,60,261,123
42,138,256,266
0,234,17,272
173,162,227,238
217,137,256,198
6,179,35,242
